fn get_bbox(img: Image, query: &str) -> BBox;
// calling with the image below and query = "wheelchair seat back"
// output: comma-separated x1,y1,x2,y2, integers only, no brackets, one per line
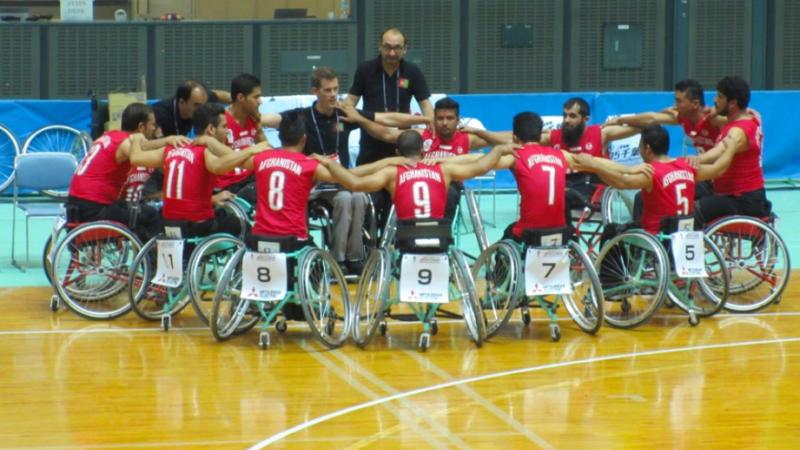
246,233,313,254
520,227,570,248
395,219,452,254
659,215,697,234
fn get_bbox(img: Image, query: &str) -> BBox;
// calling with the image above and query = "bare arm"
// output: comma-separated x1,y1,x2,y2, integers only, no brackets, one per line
211,89,232,104
418,98,434,124
374,112,430,128
443,144,515,182
587,156,652,190
142,135,191,151
601,124,642,143
697,127,746,164
260,112,282,129
606,111,678,127
539,130,552,146
350,156,412,176
464,128,513,149
344,94,360,108
338,102,403,143
313,156,394,192
128,134,165,169
695,143,737,182
205,146,265,175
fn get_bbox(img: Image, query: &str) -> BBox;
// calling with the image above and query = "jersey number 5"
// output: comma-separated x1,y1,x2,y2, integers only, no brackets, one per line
675,182,689,215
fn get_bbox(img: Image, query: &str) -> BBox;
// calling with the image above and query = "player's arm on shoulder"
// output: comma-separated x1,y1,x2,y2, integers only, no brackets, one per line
374,112,430,128
697,127,746,164
444,143,515,181
205,145,261,175
260,112,282,129
128,134,165,168
607,111,677,127
539,130,552,146
350,156,412,176
313,155,390,192
466,129,513,149
601,124,642,143
696,139,738,181
572,153,651,190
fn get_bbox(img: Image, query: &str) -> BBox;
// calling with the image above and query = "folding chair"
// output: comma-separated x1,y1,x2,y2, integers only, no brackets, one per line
11,152,77,270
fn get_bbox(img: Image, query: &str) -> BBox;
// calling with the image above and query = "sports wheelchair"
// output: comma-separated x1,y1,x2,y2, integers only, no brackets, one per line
704,214,790,312
352,219,486,351
471,227,604,341
210,234,352,350
594,216,729,328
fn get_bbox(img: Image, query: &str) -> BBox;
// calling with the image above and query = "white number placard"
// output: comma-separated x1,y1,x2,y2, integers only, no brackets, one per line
399,254,449,303
241,251,287,301
153,240,184,288
525,248,572,296
671,231,707,278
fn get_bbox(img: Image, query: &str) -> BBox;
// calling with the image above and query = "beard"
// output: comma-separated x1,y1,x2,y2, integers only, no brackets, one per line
716,103,729,117
562,122,585,147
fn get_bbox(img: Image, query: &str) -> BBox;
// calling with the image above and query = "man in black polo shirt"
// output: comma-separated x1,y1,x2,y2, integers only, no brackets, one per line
261,67,427,274
152,80,231,137
345,27,433,232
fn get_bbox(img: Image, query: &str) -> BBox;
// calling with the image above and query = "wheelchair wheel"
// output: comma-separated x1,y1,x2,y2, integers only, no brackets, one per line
470,241,520,338
601,187,635,226
43,219,68,286
666,235,729,317
51,221,142,319
187,234,244,326
210,248,260,341
299,248,352,348
0,123,20,193
353,249,390,348
128,238,191,321
561,241,604,334
595,230,669,328
22,124,89,197
221,200,250,240
705,216,790,312
452,249,486,347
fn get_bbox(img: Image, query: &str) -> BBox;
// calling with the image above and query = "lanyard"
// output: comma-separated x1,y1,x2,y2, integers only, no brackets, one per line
172,98,180,135
382,68,400,112
310,102,339,157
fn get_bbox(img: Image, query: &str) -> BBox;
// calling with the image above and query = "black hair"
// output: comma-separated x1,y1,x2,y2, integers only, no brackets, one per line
434,97,460,117
279,111,307,146
230,73,261,101
397,130,423,157
175,80,207,102
120,102,152,132
674,79,705,106
512,112,544,143
563,97,590,117
192,102,225,135
640,125,670,155
716,76,751,109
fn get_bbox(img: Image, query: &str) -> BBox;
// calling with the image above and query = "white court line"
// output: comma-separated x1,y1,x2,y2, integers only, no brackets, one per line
249,336,800,449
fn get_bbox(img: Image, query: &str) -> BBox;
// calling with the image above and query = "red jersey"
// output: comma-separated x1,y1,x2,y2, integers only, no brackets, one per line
394,163,448,220
640,159,697,235
677,114,719,152
512,144,567,238
712,117,764,196
252,150,319,239
549,124,604,157
69,130,131,205
162,145,215,222
215,110,259,189
421,129,471,160
121,166,155,203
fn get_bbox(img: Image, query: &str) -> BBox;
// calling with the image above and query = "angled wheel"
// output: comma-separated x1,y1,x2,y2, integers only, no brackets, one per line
705,216,790,312
470,241,520,339
43,218,68,286
51,222,142,319
22,125,89,197
452,249,485,347
0,123,20,193
128,238,190,321
187,234,244,326
561,241,604,334
353,249,390,348
666,235,729,318
299,248,352,348
601,187,635,226
210,248,258,341
595,230,669,328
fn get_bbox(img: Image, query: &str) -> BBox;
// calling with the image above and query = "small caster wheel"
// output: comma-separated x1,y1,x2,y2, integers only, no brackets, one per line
50,295,60,312
430,319,439,336
259,332,270,350
688,311,699,327
418,332,431,352
379,320,388,336
161,314,171,332
549,323,561,342
275,319,287,333
521,308,531,326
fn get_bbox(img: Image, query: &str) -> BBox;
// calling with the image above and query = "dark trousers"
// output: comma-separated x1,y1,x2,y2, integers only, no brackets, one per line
67,196,161,242
695,188,772,226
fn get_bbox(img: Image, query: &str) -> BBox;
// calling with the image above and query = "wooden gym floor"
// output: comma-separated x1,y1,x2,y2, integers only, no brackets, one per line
0,277,798,449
